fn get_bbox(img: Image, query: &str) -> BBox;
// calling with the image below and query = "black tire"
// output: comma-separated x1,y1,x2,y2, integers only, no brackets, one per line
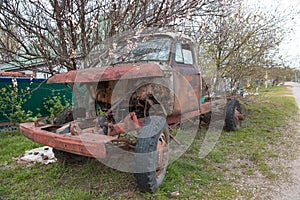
134,116,169,193
53,148,88,165
224,100,243,131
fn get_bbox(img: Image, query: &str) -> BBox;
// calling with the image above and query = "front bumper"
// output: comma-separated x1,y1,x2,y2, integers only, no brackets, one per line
19,122,115,158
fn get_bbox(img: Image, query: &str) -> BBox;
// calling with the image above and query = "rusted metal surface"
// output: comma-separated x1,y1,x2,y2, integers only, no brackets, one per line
20,122,115,158
156,132,168,178
18,34,246,197
110,138,137,151
20,33,217,160
168,130,181,145
200,102,211,114
107,112,143,136
0,71,33,78
234,107,245,127
34,118,49,127
171,39,201,115
47,63,164,84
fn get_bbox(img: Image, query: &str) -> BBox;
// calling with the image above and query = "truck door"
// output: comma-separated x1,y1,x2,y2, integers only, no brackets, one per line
172,40,201,114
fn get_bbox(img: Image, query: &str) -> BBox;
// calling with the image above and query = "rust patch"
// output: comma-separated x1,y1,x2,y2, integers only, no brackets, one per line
47,63,164,84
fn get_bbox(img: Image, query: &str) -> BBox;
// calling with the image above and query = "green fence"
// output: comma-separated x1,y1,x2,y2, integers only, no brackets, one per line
0,77,72,123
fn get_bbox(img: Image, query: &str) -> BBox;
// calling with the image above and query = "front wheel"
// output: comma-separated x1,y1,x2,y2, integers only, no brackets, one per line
134,116,169,193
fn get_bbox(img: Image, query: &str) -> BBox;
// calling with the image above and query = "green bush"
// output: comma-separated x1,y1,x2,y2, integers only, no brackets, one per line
0,86,35,124
43,91,71,119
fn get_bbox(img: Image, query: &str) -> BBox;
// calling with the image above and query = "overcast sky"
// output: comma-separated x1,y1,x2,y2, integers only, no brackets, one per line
246,0,300,69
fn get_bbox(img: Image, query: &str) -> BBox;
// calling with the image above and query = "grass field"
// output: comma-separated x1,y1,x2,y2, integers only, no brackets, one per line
0,86,298,199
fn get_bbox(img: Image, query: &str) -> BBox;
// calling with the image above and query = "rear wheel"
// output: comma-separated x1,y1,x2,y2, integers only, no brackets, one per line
134,116,169,193
224,100,243,131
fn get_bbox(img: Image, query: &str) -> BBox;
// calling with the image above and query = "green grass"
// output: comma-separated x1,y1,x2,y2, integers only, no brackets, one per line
0,85,298,199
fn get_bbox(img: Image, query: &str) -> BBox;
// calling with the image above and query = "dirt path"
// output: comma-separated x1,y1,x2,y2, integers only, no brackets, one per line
273,82,300,199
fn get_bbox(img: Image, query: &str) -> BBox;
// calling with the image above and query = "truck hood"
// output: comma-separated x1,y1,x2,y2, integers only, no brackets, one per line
47,62,165,84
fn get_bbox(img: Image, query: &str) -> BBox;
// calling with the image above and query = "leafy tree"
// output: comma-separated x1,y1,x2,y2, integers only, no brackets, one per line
198,1,288,88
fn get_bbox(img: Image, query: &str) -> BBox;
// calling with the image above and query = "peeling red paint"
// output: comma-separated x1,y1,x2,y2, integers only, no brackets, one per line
20,123,115,158
47,63,164,84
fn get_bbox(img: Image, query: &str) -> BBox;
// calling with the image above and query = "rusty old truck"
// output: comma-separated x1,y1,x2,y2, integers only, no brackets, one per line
20,32,244,193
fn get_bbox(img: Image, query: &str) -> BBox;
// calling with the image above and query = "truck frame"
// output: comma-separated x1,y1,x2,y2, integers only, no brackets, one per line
20,32,244,193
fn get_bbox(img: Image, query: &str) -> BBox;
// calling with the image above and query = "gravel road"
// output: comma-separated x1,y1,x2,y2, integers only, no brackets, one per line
273,82,300,200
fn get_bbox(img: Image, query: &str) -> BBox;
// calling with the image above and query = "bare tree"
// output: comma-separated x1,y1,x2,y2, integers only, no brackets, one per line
0,0,101,73
0,0,236,73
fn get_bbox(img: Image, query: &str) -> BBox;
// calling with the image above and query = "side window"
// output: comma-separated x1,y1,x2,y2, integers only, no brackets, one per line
175,43,183,63
175,42,194,64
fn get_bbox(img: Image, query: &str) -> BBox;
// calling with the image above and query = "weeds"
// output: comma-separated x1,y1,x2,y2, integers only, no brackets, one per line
0,86,298,199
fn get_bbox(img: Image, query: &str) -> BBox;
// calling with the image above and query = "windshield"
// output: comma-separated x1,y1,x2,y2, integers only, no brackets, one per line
91,36,172,67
